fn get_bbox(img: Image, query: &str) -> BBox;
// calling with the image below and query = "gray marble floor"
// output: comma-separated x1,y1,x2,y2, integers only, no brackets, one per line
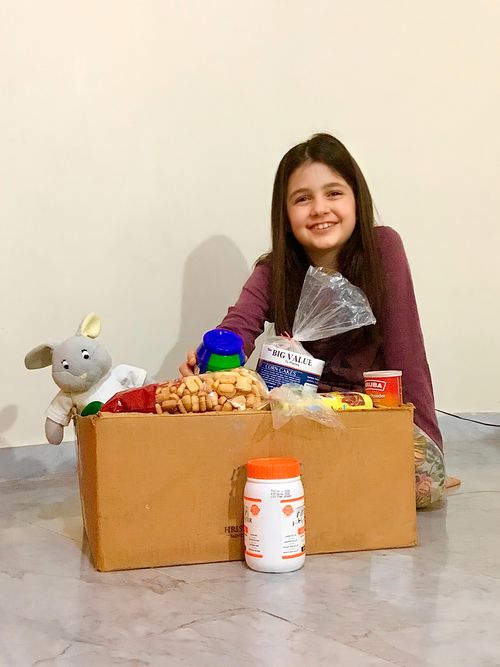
1,426,499,666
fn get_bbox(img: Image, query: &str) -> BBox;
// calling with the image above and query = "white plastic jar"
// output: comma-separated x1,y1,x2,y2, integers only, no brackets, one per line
244,457,305,573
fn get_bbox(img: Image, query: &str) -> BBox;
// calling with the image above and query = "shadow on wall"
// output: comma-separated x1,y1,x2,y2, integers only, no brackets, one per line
155,235,253,380
0,404,18,447
0,438,77,482
0,401,77,482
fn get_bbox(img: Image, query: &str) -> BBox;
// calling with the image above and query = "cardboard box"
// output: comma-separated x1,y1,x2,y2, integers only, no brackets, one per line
75,407,417,572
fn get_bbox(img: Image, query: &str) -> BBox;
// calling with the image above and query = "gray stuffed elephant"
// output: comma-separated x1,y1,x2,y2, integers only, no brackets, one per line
25,313,152,445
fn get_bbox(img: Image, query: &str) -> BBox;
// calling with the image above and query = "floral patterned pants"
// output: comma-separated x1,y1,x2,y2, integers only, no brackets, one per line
414,426,446,509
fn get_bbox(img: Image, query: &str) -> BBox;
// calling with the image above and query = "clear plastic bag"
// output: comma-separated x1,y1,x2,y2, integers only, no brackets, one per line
269,383,343,429
293,267,376,341
414,426,446,509
162,369,269,414
101,368,269,415
265,267,376,357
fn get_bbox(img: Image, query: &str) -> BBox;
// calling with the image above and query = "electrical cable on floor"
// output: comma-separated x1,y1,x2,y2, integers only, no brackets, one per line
437,409,500,428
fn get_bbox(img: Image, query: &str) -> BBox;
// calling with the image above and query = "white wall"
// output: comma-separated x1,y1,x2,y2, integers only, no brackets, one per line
1,1,499,447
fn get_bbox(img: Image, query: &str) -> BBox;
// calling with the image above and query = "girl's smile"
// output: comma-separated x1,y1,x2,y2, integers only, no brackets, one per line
308,221,340,232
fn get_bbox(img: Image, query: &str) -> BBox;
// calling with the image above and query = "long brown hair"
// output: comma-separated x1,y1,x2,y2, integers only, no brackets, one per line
260,133,385,346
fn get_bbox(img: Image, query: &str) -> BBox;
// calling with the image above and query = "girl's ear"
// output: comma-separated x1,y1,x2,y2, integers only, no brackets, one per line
24,344,55,369
77,313,101,339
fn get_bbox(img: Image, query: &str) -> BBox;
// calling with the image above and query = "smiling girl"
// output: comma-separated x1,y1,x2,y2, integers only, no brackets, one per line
181,133,443,460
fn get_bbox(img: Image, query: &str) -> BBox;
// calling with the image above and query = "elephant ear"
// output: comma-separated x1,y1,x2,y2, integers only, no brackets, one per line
77,313,101,339
24,344,54,369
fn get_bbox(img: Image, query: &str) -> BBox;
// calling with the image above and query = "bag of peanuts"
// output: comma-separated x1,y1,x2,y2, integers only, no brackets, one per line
100,368,269,415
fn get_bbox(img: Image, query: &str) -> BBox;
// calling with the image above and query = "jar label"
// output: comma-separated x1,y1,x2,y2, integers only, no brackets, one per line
243,493,305,561
243,496,263,559
280,496,305,559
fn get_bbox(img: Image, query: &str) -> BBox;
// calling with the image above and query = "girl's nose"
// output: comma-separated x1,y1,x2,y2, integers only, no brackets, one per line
311,196,329,216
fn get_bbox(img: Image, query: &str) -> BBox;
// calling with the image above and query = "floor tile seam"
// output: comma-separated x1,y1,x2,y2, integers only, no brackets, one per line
256,610,404,666
32,642,72,665
171,580,401,664
0,513,83,543
0,567,199,593
86,574,201,594
348,634,419,667
31,643,183,665
39,637,182,664
4,609,258,658
174,579,309,630
7,518,83,545
174,567,500,641
153,605,256,637
447,490,500,496
403,555,500,582
0,471,77,487
347,623,472,667
363,548,500,584
2,615,121,656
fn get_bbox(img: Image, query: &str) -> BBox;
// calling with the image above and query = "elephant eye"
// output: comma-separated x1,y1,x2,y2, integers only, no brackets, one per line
81,349,90,360
62,360,70,370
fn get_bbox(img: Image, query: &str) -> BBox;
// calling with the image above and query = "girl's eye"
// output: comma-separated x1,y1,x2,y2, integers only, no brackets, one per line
81,349,90,360
327,191,342,198
295,195,309,204
62,360,69,370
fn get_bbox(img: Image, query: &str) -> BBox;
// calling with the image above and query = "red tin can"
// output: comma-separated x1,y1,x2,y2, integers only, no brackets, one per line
363,370,403,407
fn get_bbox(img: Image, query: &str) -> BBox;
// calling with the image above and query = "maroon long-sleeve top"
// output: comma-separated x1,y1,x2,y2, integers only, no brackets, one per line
219,226,443,449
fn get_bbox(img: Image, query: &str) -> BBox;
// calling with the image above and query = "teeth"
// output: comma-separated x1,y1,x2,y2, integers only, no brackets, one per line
313,223,334,230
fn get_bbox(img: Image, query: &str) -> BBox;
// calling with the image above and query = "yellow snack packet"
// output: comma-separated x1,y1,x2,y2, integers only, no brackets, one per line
320,392,373,411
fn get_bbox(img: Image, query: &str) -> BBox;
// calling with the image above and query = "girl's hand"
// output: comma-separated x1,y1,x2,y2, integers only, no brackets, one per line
179,349,199,377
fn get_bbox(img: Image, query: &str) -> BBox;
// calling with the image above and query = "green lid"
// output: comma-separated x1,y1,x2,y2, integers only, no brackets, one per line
206,353,243,372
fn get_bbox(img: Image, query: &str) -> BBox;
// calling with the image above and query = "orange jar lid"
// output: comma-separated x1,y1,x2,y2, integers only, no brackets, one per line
247,457,301,479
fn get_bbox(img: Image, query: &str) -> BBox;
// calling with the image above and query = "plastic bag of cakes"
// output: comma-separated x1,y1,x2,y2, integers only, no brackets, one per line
100,368,269,415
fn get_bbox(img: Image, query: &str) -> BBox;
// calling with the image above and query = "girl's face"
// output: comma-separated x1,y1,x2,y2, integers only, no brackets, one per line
286,161,356,268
